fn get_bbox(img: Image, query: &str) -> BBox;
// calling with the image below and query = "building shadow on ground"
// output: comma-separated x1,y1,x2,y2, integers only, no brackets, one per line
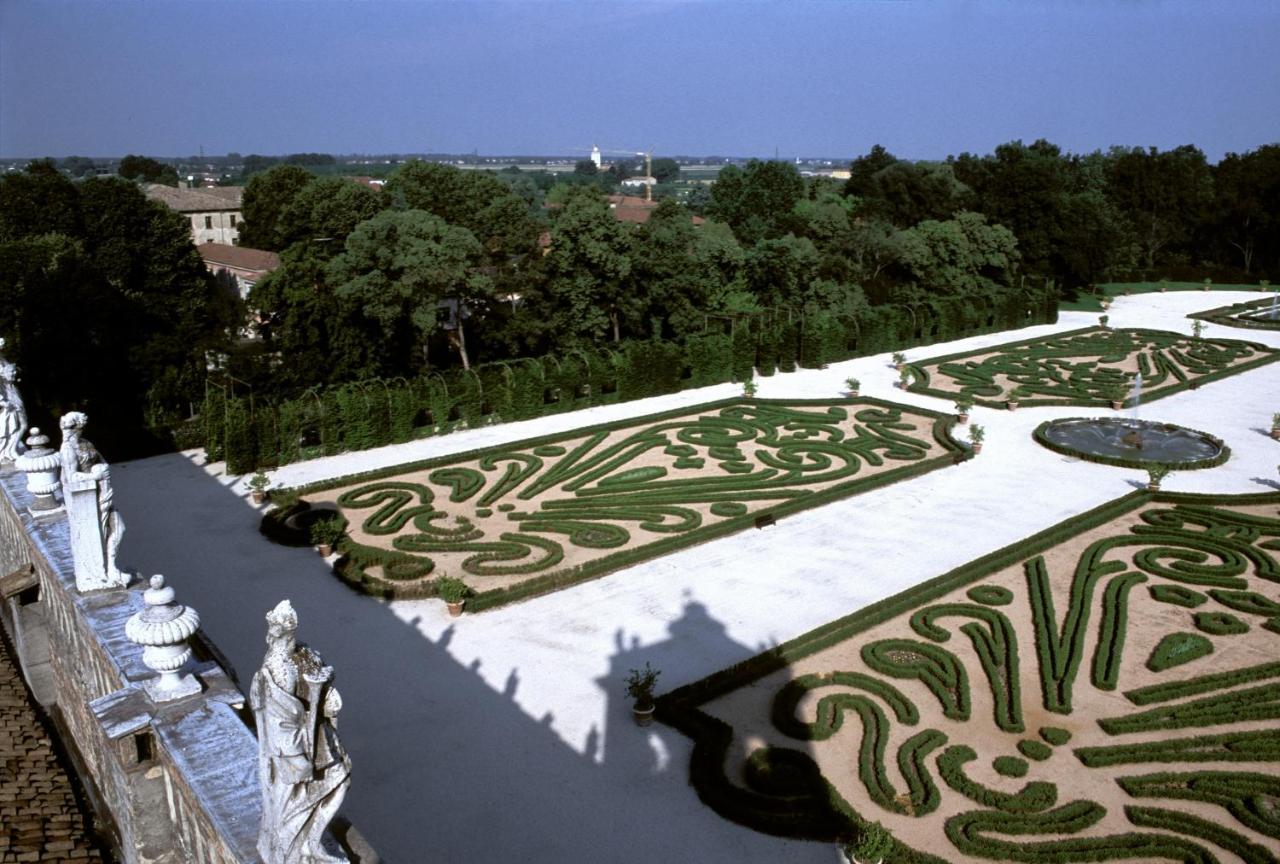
113,451,833,864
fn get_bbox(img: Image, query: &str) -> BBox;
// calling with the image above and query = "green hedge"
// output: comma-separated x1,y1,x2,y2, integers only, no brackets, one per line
209,285,1058,473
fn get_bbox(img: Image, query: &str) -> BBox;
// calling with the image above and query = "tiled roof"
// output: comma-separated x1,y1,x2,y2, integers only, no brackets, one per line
144,184,243,212
198,242,280,273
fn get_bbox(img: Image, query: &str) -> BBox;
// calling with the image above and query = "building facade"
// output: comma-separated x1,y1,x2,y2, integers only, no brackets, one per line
144,184,244,246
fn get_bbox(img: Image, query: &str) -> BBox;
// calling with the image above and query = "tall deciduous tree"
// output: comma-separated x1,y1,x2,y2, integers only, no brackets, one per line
542,189,634,344
708,160,806,244
238,164,315,250
327,209,490,370
893,211,1020,297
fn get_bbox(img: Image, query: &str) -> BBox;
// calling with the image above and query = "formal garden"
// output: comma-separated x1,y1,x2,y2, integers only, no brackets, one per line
1189,296,1280,332
903,326,1280,410
659,490,1280,863
262,397,965,609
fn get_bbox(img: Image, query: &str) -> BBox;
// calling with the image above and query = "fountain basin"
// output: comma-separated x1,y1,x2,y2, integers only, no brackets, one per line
1034,417,1229,469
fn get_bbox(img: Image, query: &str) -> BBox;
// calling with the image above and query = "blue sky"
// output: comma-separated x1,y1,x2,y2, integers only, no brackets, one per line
2,0,1277,161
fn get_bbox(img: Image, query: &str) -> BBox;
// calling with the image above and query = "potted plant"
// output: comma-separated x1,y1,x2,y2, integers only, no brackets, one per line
843,822,893,864
954,397,973,424
968,423,985,455
1146,464,1171,491
309,514,345,556
1006,386,1027,410
845,377,861,398
1160,278,1169,293
897,367,912,390
1100,297,1111,310
1104,383,1127,410
436,576,472,617
625,662,661,726
1271,412,1280,440
891,351,906,370
1203,277,1212,291
1192,320,1206,340
742,378,757,398
247,471,272,504
1099,314,1109,329
1261,279,1271,292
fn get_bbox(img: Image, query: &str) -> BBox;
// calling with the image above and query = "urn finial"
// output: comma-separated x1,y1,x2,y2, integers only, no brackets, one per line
15,427,62,515
125,574,203,702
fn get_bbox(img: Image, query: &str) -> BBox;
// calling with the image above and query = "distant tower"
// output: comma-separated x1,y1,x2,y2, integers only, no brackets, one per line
591,145,602,170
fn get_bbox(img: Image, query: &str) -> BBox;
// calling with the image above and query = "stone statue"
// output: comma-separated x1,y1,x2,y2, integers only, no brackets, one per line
59,411,128,591
0,339,29,464
250,600,350,864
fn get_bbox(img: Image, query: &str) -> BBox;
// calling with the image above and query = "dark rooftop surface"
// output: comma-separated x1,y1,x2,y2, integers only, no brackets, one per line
0,631,108,863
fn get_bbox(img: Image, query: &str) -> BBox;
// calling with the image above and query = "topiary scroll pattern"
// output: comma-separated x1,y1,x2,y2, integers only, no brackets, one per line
284,398,963,607
905,326,1280,409
661,492,1280,863
1188,297,1280,332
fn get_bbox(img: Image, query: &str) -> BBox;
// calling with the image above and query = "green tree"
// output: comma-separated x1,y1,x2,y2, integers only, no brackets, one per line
60,156,98,178
1104,145,1213,271
118,154,179,186
893,211,1020,296
650,157,680,184
542,189,634,343
0,159,83,242
327,209,490,369
858,160,971,227
238,164,314,250
1212,144,1280,274
708,160,805,244
743,234,825,309
574,159,598,175
278,176,385,247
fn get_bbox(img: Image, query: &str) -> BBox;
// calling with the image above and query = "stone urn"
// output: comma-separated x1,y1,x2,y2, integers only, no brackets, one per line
15,428,62,514
125,575,202,702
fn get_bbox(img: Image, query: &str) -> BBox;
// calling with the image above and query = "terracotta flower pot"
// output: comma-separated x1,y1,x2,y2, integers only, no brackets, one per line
446,600,465,617
1147,482,1160,491
252,491,265,505
317,543,333,557
970,442,983,455
1006,401,1018,411
633,704,656,727
956,413,969,424
1111,400,1124,410
1271,427,1280,440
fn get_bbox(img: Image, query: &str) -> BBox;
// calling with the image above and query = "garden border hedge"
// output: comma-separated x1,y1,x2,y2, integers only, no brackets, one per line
655,488,1280,850
1187,296,1280,332
904,326,1280,410
263,396,967,609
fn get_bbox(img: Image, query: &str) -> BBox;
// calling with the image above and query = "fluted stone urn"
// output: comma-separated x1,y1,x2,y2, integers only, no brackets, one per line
125,575,203,702
15,427,62,515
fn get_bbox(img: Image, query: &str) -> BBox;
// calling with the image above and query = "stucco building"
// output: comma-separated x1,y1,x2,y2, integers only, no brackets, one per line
144,184,244,246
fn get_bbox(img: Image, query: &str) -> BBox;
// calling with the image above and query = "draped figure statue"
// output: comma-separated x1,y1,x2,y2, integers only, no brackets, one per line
250,600,351,864
0,339,28,463
59,411,127,590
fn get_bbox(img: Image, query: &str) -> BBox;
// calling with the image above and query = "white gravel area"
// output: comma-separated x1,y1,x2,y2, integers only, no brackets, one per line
112,291,1280,864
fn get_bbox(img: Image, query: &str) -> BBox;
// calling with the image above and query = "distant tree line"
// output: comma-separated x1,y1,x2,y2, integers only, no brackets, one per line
1,139,1277,459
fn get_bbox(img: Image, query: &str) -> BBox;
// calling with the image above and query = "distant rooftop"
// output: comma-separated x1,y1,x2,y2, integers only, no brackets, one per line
198,242,279,273
145,183,243,212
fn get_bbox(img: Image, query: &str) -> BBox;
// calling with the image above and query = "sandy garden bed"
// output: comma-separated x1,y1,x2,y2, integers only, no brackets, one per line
272,397,964,609
661,490,1280,863
904,326,1280,409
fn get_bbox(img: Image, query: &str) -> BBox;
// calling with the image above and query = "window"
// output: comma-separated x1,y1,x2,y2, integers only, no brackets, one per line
204,215,212,230
230,214,237,227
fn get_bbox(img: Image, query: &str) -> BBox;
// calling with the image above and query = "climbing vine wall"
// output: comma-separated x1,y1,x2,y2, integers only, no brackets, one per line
283,398,964,608
661,491,1280,863
1188,297,1280,332
906,327,1280,408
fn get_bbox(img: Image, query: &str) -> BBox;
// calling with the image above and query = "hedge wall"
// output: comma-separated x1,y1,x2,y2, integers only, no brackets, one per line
209,285,1057,473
